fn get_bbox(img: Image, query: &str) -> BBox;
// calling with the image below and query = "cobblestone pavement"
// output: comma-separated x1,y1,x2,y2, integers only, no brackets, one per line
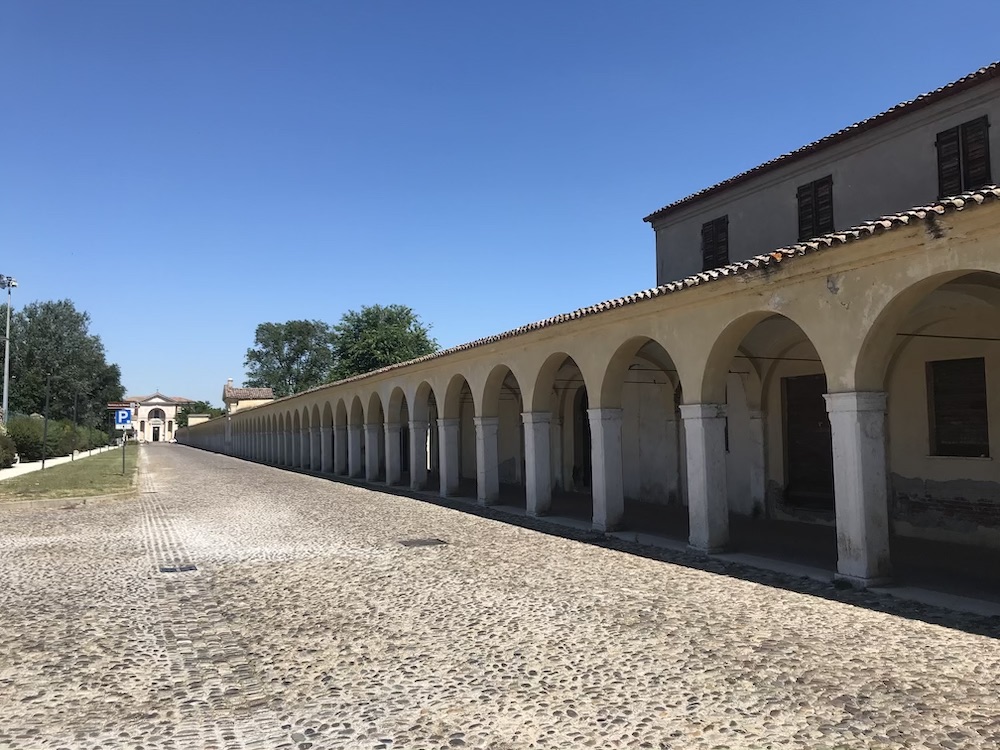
1,445,999,750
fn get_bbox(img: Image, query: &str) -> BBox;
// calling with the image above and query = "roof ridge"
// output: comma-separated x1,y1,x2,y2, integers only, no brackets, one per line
256,186,999,408
643,62,1000,224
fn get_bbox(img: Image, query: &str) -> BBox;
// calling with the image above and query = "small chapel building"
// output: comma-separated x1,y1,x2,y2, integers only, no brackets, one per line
127,392,195,443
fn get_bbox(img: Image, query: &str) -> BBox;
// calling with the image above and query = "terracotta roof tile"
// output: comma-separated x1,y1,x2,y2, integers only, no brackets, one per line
247,186,999,410
643,62,1000,224
224,385,275,400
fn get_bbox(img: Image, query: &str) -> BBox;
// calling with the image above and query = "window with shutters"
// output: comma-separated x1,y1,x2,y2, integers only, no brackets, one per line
796,175,834,241
927,357,990,457
701,215,728,271
936,116,992,198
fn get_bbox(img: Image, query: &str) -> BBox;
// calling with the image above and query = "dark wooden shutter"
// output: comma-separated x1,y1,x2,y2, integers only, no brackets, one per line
936,125,962,198
701,216,728,271
797,183,815,241
814,176,834,234
928,357,989,457
961,116,992,191
797,176,833,240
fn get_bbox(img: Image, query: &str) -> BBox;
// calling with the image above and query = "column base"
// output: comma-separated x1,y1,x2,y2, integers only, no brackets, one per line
686,543,729,556
833,572,893,590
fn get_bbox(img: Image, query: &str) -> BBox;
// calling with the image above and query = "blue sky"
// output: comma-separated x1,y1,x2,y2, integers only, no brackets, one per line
3,1,999,404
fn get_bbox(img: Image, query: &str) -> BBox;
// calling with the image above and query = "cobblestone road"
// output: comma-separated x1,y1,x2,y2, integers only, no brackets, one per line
1,444,999,750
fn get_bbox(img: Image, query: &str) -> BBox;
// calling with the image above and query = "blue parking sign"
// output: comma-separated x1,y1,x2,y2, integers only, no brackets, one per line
114,409,132,427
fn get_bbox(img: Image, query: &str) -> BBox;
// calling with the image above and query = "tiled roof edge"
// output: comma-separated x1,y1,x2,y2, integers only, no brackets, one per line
248,186,998,410
643,62,1000,224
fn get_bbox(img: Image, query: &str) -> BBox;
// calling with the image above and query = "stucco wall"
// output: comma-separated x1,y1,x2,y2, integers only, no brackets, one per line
654,79,1000,284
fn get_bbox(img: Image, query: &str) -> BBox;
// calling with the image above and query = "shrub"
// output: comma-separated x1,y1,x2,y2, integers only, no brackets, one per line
0,433,16,468
6,415,60,462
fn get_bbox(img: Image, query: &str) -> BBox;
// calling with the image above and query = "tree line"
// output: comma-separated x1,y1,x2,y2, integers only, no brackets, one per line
244,303,439,397
1,299,125,427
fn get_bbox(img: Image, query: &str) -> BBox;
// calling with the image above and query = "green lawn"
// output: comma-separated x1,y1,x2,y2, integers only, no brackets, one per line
0,444,139,502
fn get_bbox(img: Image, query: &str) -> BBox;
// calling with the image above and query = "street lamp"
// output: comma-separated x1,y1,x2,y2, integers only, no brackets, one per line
0,275,16,426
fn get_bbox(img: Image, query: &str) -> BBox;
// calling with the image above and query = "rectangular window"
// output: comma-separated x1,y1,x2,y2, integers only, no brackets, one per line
796,175,834,241
936,116,992,197
701,215,729,271
927,357,990,457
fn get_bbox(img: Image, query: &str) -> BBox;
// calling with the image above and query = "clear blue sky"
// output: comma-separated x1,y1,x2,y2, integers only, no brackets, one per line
2,1,999,404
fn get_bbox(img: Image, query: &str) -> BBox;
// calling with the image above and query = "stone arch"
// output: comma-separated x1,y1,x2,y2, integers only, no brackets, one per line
527,351,599,412
385,386,410,485
364,392,386,481
855,270,1000,391
854,270,1000,566
477,364,526,504
438,373,476,497
598,336,684,533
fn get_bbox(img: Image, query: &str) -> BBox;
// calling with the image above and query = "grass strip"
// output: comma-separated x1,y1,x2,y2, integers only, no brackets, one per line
0,444,139,501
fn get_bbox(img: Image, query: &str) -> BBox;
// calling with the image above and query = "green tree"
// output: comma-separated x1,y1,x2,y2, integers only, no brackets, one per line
3,300,124,427
175,401,226,428
332,304,438,380
243,320,337,398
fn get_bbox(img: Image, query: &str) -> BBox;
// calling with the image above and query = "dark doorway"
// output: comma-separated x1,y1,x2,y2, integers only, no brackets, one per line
782,373,834,509
572,388,592,490
152,426,161,442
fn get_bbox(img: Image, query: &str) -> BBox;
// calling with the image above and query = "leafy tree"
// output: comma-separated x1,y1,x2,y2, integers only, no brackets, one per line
332,304,438,380
244,320,337,398
176,401,225,428
3,300,124,428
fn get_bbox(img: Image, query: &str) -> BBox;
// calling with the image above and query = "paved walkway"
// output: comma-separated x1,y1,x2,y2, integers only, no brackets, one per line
0,444,115,481
1,444,998,749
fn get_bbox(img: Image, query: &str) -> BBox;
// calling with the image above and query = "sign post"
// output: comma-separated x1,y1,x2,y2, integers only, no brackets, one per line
113,407,132,475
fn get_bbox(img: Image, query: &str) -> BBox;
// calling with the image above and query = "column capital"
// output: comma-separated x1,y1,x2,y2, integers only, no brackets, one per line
521,411,552,425
363,422,380,431
586,407,622,424
439,418,460,428
749,409,765,421
473,416,500,428
824,391,887,414
679,403,727,420
408,419,429,430
385,421,402,433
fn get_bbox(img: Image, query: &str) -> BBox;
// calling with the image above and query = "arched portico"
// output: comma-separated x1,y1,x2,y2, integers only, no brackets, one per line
409,382,439,491
385,387,410,486
348,397,365,477
852,269,1000,588
440,373,477,498
334,399,348,475
365,392,385,482
478,365,526,506
599,337,685,537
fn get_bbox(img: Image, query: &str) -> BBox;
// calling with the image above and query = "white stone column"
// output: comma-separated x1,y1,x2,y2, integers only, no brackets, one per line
335,425,348,475
748,410,766,514
320,426,333,473
364,423,381,481
474,416,500,505
681,403,729,553
409,420,429,490
587,408,624,532
522,412,552,516
347,425,363,477
825,391,892,586
385,422,402,485
438,418,461,497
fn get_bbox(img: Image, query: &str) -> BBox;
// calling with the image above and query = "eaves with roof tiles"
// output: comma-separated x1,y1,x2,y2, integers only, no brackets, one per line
642,62,1000,225
246,186,999,412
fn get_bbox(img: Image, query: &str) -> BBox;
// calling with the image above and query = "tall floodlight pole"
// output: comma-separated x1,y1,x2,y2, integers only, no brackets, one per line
0,275,17,425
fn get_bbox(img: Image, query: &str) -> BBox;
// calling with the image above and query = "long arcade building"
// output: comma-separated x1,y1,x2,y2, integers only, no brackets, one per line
180,64,1000,589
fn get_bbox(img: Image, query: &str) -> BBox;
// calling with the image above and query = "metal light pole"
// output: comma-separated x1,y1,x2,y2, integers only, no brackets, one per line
0,275,17,425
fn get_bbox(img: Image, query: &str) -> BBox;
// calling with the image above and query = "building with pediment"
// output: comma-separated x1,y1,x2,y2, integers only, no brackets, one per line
126,393,195,443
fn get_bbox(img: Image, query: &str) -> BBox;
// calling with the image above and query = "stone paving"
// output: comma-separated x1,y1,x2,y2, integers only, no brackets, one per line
1,444,999,750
